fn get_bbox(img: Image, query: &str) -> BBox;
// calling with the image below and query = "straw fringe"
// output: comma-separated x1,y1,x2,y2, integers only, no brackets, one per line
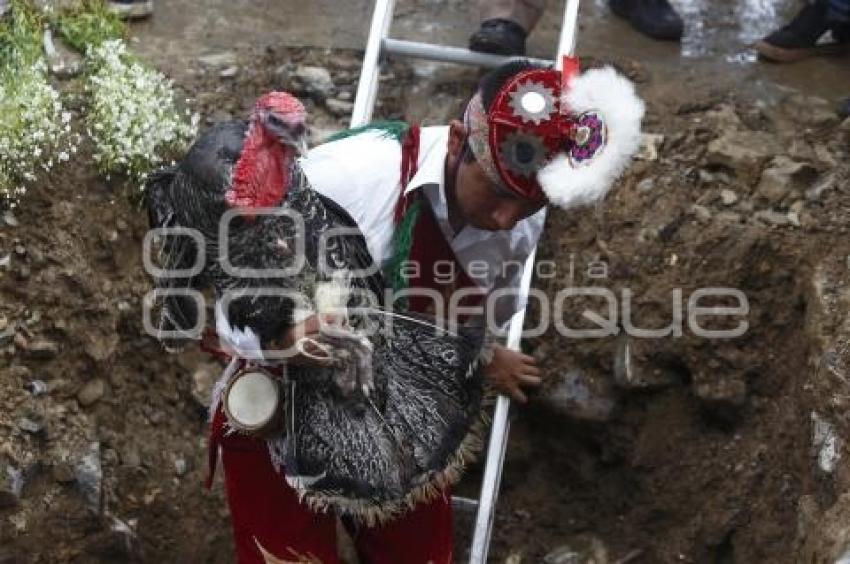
288,390,496,527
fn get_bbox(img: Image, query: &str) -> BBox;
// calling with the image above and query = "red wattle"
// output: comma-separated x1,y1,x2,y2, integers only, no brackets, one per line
227,122,292,210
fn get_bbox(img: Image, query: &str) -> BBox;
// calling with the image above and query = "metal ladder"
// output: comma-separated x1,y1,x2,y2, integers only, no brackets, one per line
349,2,580,561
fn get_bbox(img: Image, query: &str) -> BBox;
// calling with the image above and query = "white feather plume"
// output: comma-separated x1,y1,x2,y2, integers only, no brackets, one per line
538,66,645,210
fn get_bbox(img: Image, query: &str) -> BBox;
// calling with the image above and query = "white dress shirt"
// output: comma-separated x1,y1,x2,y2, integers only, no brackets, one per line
300,126,546,328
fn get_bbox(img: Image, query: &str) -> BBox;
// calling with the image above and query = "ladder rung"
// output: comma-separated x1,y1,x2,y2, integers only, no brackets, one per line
382,38,553,69
451,495,480,513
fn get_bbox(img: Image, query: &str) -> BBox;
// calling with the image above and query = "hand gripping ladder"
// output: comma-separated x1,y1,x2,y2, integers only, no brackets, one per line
349,2,581,561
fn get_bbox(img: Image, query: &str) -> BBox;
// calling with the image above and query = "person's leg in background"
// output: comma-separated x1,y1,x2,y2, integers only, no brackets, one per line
469,0,546,56
608,0,684,41
754,0,850,62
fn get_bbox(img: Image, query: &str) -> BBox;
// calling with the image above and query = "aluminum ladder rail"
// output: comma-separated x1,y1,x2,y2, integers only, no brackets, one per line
349,1,581,562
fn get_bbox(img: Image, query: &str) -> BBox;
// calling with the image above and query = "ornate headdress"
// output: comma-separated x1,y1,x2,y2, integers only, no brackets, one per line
464,56,645,209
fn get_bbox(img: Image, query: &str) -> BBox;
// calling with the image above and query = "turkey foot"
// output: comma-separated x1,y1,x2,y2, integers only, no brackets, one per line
295,323,374,396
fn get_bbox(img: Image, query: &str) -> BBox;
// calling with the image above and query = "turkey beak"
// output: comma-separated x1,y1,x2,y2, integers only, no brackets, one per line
296,133,309,157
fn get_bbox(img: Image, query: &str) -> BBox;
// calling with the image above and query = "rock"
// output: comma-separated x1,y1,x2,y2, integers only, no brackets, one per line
812,412,841,473
790,200,805,215
706,131,782,183
24,379,48,396
805,174,836,201
219,66,239,78
715,211,743,224
191,362,219,409
634,133,664,161
691,204,712,224
17,416,44,435
13,332,27,350
7,365,31,379
0,465,23,509
720,189,739,206
173,456,189,477
755,156,818,205
538,369,618,422
325,98,354,117
542,534,609,564
26,338,59,359
754,210,792,227
75,442,102,512
704,104,743,130
84,332,119,362
788,211,801,228
43,28,83,78
77,379,106,407
293,65,334,100
2,211,18,227
636,178,655,193
197,51,237,68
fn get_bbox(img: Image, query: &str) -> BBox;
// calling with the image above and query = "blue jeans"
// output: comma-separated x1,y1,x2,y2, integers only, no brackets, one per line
829,0,850,24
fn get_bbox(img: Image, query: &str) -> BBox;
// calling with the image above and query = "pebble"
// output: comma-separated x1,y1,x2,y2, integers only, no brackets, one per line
17,416,44,435
754,209,792,227
0,465,23,508
691,204,712,224
325,98,354,116
219,66,239,78
197,51,237,68
805,174,836,202
174,456,189,477
720,189,739,206
634,133,664,161
25,379,48,397
191,363,219,409
293,65,334,99
26,338,60,359
76,379,106,407
2,211,18,227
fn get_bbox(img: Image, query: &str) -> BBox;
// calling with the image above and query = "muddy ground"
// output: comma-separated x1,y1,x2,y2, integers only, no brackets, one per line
2,1,850,563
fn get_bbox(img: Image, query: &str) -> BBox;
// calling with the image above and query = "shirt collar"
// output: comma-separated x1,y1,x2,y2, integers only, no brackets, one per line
404,126,449,196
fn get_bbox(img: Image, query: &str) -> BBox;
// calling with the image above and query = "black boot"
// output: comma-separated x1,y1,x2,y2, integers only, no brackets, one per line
609,0,684,42
755,1,849,62
469,18,528,57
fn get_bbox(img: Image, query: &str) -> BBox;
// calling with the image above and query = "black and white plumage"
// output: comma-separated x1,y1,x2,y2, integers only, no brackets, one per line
144,92,490,522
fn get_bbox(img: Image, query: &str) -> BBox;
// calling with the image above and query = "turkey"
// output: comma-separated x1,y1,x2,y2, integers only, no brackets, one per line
144,92,489,522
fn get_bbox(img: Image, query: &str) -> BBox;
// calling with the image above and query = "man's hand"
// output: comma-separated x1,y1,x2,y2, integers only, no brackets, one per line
483,345,542,403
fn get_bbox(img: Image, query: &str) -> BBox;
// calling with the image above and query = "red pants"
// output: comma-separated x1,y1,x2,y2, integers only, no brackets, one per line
214,410,454,564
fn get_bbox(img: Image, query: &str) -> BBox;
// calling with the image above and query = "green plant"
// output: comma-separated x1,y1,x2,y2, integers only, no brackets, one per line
54,0,124,53
0,0,45,70
85,39,198,184
0,61,79,208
